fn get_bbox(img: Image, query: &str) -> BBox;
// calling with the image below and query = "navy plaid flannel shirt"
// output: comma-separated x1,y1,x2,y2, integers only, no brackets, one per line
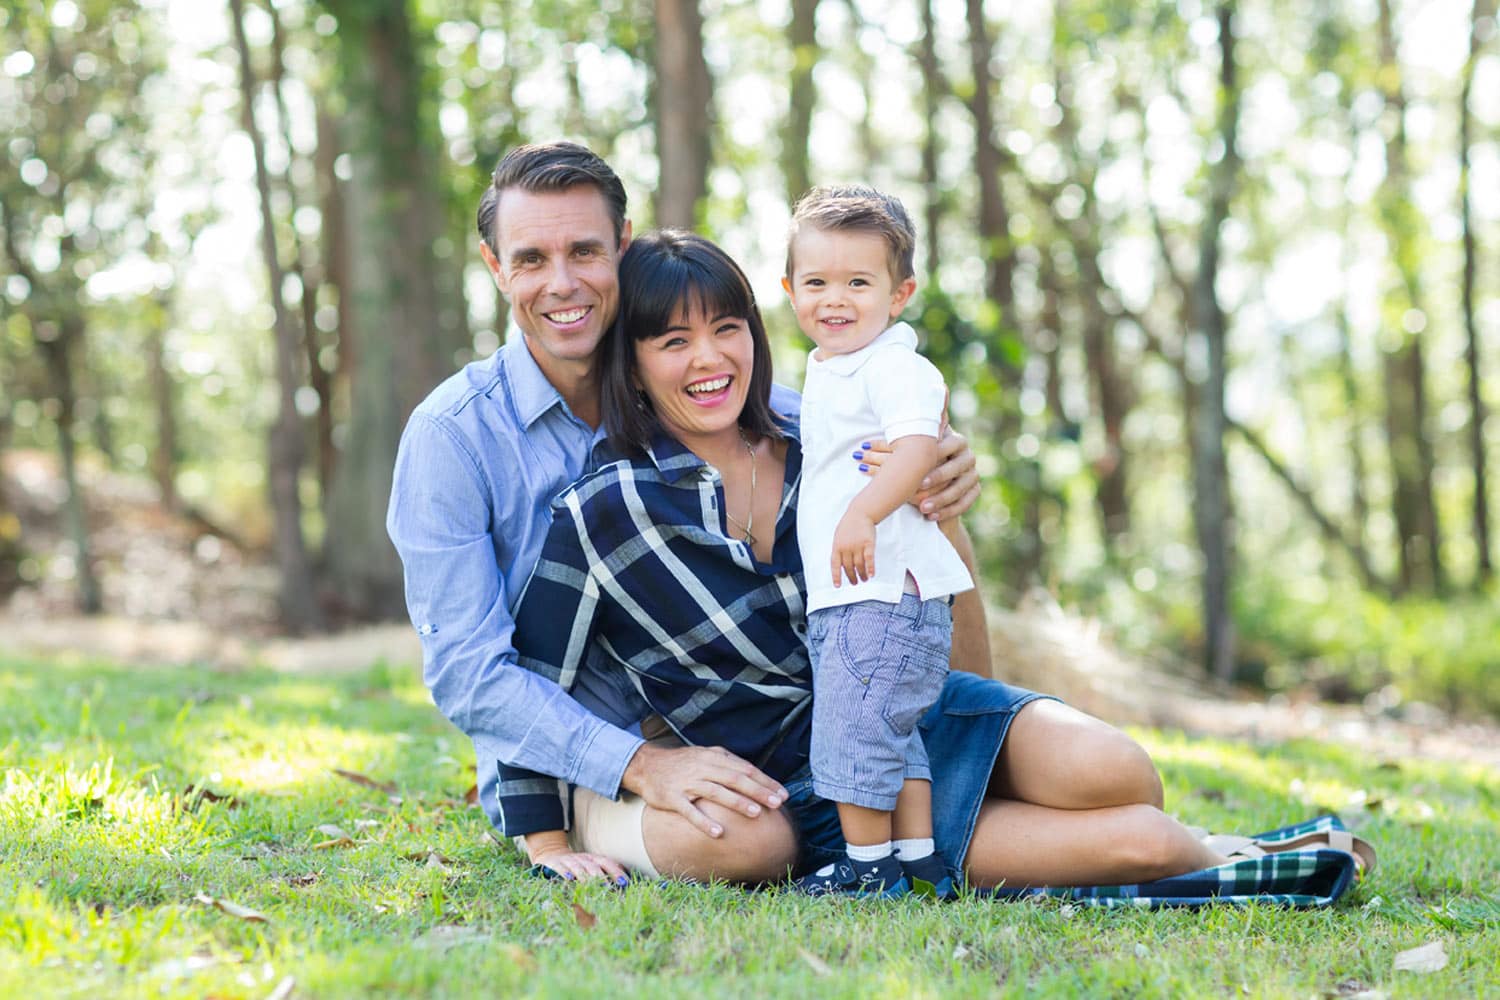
501,417,815,836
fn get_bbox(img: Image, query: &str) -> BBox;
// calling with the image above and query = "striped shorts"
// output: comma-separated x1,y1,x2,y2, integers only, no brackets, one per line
807,593,952,811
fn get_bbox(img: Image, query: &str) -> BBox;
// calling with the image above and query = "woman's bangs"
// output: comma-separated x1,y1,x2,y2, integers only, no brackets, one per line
625,250,751,339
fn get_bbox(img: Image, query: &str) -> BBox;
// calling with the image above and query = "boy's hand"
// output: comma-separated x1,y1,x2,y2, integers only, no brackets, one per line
831,509,877,586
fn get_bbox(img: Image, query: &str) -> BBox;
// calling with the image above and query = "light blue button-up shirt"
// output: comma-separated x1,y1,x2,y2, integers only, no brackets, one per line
386,334,800,830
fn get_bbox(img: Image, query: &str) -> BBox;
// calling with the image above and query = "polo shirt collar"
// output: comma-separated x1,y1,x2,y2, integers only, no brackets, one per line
808,321,917,377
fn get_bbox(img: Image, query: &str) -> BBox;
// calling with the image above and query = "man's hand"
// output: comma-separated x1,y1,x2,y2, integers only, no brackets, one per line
524,830,629,883
855,427,979,522
831,509,876,586
620,743,787,839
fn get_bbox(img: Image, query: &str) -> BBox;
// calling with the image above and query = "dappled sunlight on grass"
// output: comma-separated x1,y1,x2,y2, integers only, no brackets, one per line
2,655,1497,997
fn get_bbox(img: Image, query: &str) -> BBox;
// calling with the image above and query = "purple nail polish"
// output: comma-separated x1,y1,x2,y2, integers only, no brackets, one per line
852,451,863,460
858,463,869,472
615,875,630,887
861,441,872,449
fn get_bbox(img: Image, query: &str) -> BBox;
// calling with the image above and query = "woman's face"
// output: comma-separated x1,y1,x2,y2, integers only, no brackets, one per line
634,302,755,449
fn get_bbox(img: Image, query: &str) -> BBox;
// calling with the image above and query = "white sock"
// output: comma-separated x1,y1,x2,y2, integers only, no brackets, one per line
893,837,935,861
846,840,893,863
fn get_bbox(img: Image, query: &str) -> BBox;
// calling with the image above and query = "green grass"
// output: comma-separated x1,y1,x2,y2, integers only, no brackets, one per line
1,655,1496,998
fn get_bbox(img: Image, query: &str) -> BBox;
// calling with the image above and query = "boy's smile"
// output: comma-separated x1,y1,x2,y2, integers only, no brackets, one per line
782,227,916,361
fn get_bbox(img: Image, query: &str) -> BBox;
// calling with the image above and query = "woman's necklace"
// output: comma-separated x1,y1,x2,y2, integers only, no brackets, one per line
724,429,758,548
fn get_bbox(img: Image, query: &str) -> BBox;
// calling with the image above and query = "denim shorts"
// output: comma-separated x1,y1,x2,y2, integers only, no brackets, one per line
807,594,953,810
784,670,1056,876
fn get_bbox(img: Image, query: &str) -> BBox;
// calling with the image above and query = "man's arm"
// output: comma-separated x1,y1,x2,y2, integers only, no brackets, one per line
386,413,643,833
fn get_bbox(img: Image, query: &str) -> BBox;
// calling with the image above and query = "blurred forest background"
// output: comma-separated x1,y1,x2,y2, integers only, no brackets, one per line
1,0,1497,715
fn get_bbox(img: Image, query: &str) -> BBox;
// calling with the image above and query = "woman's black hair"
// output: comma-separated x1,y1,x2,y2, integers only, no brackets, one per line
601,229,784,456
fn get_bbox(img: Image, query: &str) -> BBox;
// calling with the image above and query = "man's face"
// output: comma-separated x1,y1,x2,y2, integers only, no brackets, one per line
483,185,630,382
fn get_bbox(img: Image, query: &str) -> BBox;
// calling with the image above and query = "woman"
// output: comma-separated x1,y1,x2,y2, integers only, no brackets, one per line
506,230,1325,889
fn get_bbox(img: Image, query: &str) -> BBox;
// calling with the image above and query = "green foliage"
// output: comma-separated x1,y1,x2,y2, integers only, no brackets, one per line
2,655,1498,996
1235,581,1500,717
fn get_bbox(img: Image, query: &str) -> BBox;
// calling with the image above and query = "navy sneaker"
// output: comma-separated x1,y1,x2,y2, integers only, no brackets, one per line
793,854,910,898
900,852,959,901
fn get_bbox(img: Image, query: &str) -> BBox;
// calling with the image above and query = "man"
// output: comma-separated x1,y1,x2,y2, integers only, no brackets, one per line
387,141,986,883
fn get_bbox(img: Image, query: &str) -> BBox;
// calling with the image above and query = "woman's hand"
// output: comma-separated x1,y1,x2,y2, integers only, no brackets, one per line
525,831,630,884
855,427,980,522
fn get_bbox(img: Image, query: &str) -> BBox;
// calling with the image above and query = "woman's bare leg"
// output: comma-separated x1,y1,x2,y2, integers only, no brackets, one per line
963,698,1225,887
642,801,798,883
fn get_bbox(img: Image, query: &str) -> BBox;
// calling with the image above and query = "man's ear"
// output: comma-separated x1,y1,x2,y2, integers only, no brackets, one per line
618,218,633,254
479,241,507,293
780,276,794,300
889,276,917,317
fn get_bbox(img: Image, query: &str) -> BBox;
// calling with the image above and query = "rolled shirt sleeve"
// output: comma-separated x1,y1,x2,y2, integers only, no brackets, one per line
862,347,946,444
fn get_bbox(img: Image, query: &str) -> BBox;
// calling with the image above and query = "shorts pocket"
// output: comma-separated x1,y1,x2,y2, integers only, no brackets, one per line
881,647,950,735
833,603,894,689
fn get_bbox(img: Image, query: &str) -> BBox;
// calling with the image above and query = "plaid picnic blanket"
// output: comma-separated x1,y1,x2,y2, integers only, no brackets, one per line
981,814,1361,909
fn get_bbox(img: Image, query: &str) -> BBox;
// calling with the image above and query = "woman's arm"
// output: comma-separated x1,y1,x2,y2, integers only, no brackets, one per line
521,829,630,883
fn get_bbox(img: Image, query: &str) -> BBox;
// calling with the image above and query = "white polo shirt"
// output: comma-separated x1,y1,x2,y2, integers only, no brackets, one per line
797,322,974,615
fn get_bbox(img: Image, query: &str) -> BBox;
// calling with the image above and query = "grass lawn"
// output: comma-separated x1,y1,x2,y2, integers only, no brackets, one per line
2,654,1496,998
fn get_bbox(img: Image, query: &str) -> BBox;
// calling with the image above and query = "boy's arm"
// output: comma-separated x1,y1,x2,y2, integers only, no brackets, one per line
832,434,939,586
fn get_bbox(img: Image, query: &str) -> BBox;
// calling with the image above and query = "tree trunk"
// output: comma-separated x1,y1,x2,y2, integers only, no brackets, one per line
1190,1,1241,682
917,0,945,276
145,305,179,512
963,0,1014,334
321,0,469,620
653,0,712,228
39,319,103,614
265,0,337,513
229,0,323,633
1375,0,1444,593
783,0,819,204
1460,0,1494,582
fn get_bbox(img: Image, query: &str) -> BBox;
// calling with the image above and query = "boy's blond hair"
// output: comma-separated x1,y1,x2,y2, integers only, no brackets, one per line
785,184,917,285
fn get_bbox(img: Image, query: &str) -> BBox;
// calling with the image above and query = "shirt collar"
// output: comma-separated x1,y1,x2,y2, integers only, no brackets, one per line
504,334,570,429
639,408,802,484
807,321,917,377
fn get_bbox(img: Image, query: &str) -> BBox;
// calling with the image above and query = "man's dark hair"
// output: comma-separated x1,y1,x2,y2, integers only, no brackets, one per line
601,230,784,456
785,184,917,284
476,141,628,254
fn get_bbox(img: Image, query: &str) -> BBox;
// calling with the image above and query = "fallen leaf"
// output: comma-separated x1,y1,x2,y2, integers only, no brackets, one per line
402,850,455,865
797,947,831,977
1192,788,1226,802
1393,940,1448,974
951,943,971,960
464,784,479,805
183,785,240,810
425,853,452,874
195,893,269,924
353,819,380,831
331,768,397,794
571,902,597,929
264,976,295,1000
1134,943,1150,958
285,873,319,888
315,824,351,839
312,837,355,850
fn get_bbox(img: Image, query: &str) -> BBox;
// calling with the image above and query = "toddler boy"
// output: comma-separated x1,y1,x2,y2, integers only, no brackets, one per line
783,185,973,898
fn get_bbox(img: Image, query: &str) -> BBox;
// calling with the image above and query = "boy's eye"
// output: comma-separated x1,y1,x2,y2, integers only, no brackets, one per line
850,278,868,287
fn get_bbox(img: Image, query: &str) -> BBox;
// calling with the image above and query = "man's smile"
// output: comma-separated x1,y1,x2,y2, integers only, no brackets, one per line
544,306,592,326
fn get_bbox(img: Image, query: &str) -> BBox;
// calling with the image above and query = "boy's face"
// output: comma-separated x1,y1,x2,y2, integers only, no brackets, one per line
781,227,916,359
